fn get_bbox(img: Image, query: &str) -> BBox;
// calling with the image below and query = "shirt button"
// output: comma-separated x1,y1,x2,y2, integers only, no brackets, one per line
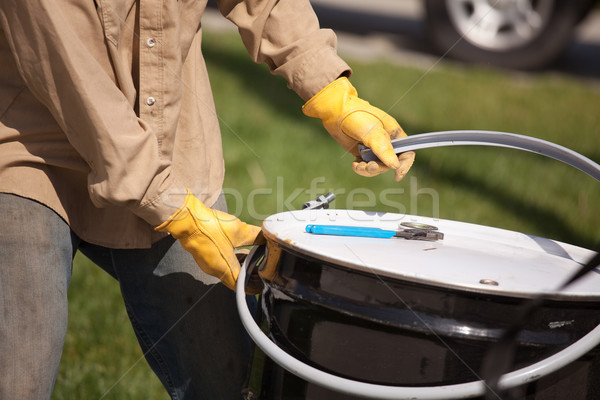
146,37,156,48
146,96,156,106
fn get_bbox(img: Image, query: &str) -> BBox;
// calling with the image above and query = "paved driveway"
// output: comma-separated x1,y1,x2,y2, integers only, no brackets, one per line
310,0,600,83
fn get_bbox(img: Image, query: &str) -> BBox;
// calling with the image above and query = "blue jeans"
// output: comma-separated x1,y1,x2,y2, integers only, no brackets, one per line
0,193,255,400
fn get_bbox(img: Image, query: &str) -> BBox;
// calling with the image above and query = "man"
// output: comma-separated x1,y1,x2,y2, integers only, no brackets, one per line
0,0,415,399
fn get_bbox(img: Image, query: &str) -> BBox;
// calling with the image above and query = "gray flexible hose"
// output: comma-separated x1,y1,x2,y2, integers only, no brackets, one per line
359,130,600,182
236,130,600,399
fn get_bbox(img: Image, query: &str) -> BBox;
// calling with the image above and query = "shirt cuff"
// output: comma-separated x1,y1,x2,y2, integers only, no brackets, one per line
132,184,189,228
284,41,352,101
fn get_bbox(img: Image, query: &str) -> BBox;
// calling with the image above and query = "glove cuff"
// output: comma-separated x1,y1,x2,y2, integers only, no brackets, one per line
154,189,199,238
302,77,357,120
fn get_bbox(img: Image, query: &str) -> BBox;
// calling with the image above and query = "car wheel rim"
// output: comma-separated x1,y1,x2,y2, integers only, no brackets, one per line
445,0,555,50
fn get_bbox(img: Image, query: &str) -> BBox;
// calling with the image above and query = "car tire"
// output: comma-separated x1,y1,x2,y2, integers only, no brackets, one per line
424,0,587,69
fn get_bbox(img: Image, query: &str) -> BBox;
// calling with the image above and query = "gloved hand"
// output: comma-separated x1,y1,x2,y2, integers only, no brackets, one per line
302,77,415,181
155,190,263,291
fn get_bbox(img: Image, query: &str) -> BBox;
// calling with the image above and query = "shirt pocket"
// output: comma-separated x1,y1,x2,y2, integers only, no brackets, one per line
95,0,136,46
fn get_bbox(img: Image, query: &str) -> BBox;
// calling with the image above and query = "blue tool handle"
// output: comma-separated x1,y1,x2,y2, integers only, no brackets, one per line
305,225,396,239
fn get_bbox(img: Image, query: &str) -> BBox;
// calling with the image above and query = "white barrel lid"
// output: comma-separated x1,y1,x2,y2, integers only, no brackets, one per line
261,209,600,301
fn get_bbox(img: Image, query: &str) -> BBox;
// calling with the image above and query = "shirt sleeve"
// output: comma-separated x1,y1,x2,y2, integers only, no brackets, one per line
217,0,352,101
0,0,182,226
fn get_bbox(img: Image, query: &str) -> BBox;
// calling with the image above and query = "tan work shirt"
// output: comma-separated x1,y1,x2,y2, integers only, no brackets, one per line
0,0,350,248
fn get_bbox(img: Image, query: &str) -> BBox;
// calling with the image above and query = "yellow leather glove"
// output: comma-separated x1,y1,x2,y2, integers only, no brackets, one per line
155,190,263,291
302,77,415,181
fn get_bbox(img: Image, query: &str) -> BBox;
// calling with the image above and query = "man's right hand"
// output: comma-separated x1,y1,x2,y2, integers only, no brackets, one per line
155,190,263,291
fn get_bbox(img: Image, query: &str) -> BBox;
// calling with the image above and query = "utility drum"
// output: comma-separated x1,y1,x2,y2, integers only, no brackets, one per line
241,209,600,400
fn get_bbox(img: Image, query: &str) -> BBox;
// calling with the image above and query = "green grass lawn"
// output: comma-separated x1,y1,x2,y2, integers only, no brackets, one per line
54,30,600,399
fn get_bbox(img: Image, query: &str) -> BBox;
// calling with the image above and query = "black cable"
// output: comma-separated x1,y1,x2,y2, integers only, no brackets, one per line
482,245,600,400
